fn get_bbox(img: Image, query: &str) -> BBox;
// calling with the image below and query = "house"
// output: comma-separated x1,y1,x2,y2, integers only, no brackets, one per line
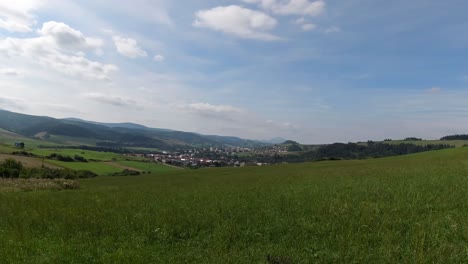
14,142,25,148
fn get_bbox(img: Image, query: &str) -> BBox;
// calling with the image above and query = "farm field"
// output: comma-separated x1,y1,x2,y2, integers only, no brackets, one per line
0,148,467,263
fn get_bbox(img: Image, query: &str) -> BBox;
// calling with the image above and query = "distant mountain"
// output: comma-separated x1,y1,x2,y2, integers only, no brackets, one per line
204,135,266,148
261,137,288,144
0,109,268,150
282,140,300,145
63,118,168,131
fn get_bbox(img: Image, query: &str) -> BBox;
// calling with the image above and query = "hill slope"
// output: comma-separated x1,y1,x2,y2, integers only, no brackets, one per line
0,109,268,149
0,148,466,262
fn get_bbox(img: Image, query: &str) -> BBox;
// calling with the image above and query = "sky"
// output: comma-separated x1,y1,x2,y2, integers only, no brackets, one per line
1,0,468,144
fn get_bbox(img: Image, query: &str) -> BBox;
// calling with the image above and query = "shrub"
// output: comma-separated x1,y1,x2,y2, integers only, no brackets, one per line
111,169,141,176
73,155,88,163
1,160,98,180
0,159,23,178
47,153,75,162
11,151,36,157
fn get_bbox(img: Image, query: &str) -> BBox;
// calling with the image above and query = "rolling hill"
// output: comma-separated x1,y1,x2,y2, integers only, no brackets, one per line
1,147,466,262
0,109,268,150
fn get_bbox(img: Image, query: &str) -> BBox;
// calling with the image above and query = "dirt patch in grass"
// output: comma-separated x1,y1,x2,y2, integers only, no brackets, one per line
0,178,79,192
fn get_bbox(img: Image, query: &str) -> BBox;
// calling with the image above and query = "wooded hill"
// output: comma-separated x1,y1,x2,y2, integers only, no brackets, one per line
0,109,267,150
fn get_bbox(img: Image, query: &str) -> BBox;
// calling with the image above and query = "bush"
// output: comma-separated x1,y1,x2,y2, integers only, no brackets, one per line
11,151,36,157
20,168,97,180
47,153,74,162
73,155,88,163
111,169,141,177
0,159,23,178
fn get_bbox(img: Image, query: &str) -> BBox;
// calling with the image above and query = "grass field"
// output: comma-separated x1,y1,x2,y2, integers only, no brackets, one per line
0,148,467,263
29,148,124,161
0,143,135,174
0,154,61,169
117,160,179,173
46,160,123,175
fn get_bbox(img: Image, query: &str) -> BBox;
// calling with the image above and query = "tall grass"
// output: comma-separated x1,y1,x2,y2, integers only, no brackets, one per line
0,148,467,263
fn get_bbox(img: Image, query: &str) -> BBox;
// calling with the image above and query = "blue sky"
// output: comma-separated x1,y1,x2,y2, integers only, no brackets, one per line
1,0,468,143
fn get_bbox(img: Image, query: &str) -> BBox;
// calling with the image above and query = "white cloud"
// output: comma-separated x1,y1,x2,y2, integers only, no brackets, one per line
84,93,138,107
0,0,43,32
325,26,341,33
292,16,317,32
154,54,165,62
0,68,22,77
0,22,118,80
301,23,317,31
113,36,147,58
193,5,280,41
179,102,245,120
243,0,325,16
187,102,243,114
39,21,103,52
0,95,24,110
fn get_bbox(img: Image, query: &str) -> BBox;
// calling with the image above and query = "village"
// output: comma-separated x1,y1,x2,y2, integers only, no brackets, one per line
126,145,291,168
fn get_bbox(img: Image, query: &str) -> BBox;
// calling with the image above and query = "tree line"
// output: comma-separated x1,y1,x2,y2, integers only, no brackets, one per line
245,142,453,164
0,159,97,179
440,134,468,140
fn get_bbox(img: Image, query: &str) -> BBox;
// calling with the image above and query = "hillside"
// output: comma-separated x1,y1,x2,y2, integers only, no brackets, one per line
1,148,466,262
0,109,268,150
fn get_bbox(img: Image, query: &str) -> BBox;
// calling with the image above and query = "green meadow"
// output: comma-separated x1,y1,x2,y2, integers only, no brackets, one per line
1,148,467,263
46,160,123,175
117,160,180,173
28,148,123,161
0,141,176,175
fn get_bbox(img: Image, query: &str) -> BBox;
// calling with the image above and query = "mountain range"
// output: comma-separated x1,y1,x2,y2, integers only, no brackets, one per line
0,109,275,150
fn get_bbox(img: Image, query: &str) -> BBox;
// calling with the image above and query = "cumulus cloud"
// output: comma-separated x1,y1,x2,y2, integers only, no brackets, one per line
84,93,138,107
39,21,103,52
193,5,280,41
0,0,43,32
113,36,147,58
243,0,325,16
154,54,165,62
0,22,118,80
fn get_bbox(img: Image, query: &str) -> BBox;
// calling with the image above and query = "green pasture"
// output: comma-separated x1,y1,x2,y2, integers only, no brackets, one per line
1,148,467,263
47,160,122,175
117,160,179,173
29,148,124,161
